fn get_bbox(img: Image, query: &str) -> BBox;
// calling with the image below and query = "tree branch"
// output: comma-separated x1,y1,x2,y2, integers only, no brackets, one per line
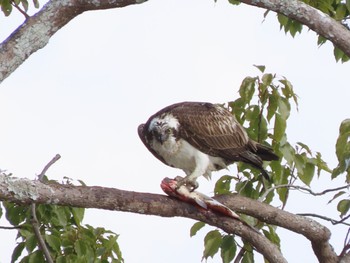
216,194,339,263
259,183,350,202
0,174,339,262
238,0,350,57
0,0,147,83
297,213,350,227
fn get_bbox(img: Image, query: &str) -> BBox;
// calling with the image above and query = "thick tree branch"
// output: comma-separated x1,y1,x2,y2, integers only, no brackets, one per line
239,0,350,58
0,174,286,263
0,174,339,262
216,194,339,263
0,0,147,83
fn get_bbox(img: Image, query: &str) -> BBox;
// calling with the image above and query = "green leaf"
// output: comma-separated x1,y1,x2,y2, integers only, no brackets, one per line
33,0,40,8
74,240,87,257
56,256,67,263
335,4,347,20
328,191,346,204
103,234,118,252
317,35,327,46
340,119,350,134
333,119,350,179
288,20,302,37
228,0,240,5
277,14,288,28
28,250,45,263
11,242,25,262
203,230,222,259
26,234,38,253
239,77,256,103
267,92,279,122
190,222,206,237
21,0,29,11
262,73,273,87
347,0,350,12
273,113,286,142
220,235,236,263
71,207,85,226
46,234,62,252
294,153,304,170
297,142,312,155
315,152,332,175
1,0,12,16
242,249,254,263
112,239,124,261
4,203,29,226
253,65,265,73
263,225,281,247
52,206,68,226
278,97,291,120
214,175,233,195
334,46,350,63
299,162,315,186
235,180,259,199
337,199,350,217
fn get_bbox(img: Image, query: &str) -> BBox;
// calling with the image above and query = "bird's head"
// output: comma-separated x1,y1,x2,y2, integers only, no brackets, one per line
148,114,179,144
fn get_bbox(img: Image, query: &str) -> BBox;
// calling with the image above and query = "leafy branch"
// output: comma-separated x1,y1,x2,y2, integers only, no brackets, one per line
0,172,338,263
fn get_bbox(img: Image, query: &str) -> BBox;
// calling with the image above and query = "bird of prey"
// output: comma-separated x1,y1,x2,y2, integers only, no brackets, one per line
138,101,278,190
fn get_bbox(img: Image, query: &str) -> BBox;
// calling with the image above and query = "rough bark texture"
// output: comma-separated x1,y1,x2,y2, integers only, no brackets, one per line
239,0,350,57
0,0,147,83
0,174,340,263
216,194,339,263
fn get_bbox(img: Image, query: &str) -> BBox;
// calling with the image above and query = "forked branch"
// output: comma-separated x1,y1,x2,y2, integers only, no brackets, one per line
0,174,340,262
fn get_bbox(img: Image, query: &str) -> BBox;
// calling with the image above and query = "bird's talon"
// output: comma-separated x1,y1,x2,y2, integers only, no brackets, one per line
174,176,198,192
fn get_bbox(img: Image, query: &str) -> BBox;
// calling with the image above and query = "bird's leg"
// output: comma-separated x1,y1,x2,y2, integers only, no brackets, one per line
175,154,209,191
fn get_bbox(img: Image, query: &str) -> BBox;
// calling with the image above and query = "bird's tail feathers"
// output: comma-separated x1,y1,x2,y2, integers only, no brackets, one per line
256,143,279,161
239,151,271,181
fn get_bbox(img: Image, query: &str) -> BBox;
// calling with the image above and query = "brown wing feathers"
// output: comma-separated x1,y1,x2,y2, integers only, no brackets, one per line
171,102,250,156
170,102,278,179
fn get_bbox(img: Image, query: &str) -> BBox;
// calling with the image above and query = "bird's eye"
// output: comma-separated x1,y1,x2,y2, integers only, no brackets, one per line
166,128,171,134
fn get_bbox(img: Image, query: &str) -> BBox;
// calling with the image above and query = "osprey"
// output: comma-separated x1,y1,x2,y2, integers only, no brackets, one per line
138,102,278,190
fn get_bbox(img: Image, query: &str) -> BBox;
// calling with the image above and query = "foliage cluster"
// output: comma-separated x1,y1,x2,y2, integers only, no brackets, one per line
0,177,123,263
228,0,350,62
190,66,350,262
0,0,39,16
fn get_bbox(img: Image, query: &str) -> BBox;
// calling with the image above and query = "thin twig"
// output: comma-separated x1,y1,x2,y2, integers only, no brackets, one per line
339,228,350,259
297,213,350,226
234,247,246,263
259,183,350,202
30,205,53,263
30,154,61,263
37,154,61,181
345,227,350,248
339,229,350,259
11,1,30,19
0,225,22,230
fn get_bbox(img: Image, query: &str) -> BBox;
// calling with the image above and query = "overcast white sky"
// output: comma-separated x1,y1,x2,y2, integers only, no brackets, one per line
0,0,349,262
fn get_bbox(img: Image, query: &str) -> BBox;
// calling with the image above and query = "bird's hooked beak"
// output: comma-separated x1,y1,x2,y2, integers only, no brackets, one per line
152,128,167,145
156,133,167,145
